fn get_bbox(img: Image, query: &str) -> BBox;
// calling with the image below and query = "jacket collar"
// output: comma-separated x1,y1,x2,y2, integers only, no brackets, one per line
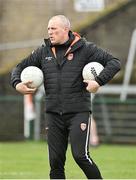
44,31,85,58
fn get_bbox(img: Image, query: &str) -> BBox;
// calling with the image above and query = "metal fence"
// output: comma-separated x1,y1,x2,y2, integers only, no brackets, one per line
0,95,24,141
0,95,136,144
93,95,136,144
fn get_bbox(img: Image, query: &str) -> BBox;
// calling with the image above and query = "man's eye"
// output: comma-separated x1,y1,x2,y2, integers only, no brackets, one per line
47,27,56,31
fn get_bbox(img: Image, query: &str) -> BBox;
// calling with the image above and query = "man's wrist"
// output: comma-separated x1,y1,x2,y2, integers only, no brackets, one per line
13,80,21,89
95,77,103,86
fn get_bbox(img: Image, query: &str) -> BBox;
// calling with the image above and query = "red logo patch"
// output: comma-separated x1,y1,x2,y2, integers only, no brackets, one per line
67,53,73,61
80,123,87,131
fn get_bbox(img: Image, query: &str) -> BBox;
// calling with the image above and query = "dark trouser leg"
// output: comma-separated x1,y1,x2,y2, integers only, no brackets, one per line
46,113,68,179
69,112,102,179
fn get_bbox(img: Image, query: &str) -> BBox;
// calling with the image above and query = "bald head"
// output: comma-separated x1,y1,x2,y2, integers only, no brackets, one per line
49,15,71,30
47,15,71,45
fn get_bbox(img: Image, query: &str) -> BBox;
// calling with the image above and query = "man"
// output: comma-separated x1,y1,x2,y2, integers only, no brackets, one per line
11,15,121,179
90,94,99,147
90,116,99,146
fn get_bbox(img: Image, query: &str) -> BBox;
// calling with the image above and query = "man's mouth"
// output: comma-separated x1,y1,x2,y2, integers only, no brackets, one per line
50,37,54,41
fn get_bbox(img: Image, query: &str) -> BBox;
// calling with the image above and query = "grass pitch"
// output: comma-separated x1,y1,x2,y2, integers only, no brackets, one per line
0,141,136,179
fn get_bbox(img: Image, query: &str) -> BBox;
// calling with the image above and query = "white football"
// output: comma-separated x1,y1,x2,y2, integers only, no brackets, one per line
82,62,104,80
21,66,44,88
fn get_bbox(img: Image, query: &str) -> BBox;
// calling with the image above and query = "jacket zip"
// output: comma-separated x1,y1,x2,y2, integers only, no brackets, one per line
57,64,63,115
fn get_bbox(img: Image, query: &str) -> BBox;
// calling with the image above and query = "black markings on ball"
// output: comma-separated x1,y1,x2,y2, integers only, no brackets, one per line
90,67,97,78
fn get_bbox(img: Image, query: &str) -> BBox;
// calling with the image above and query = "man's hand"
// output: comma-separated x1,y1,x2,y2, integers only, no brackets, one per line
15,81,37,95
83,80,100,93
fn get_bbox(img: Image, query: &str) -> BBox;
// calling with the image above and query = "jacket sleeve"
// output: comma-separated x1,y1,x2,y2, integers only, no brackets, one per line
11,46,43,88
86,42,121,86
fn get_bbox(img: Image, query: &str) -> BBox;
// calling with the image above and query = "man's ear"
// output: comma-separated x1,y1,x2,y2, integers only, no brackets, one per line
64,27,69,33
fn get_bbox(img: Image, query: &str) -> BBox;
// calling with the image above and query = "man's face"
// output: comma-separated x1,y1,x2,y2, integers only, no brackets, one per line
47,18,68,45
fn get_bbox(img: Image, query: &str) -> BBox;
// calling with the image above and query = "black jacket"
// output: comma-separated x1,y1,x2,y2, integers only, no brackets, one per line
11,32,121,114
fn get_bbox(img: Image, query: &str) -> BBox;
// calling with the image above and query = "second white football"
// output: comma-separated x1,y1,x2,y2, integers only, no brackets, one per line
82,62,104,80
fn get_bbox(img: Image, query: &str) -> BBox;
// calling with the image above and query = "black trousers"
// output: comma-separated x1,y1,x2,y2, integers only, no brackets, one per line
46,112,102,179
